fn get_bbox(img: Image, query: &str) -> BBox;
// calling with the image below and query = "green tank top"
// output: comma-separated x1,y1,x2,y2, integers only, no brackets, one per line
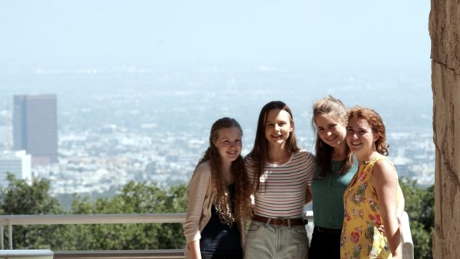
311,160,357,229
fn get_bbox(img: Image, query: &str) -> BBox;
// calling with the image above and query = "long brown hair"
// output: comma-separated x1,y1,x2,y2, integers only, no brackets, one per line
347,106,389,156
246,101,300,192
312,95,354,178
194,117,253,225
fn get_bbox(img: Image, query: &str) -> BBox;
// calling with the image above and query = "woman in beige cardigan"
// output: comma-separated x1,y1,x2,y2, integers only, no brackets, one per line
183,117,253,259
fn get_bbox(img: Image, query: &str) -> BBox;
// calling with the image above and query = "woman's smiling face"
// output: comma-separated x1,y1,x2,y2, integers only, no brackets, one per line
315,113,347,148
213,127,242,163
346,116,377,155
264,108,293,146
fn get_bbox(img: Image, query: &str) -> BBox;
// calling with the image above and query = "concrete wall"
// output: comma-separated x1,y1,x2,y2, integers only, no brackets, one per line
430,0,460,258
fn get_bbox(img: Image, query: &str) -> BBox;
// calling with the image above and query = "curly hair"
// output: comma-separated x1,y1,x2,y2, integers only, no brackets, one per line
246,101,300,192
312,95,354,178
195,117,253,225
347,106,389,156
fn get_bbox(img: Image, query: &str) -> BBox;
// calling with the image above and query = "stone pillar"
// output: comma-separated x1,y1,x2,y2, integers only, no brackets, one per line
430,0,460,258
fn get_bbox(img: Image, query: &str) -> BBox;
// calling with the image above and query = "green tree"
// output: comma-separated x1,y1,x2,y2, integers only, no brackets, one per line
156,183,187,248
0,175,188,250
70,181,187,250
400,179,434,259
0,174,434,255
0,174,74,249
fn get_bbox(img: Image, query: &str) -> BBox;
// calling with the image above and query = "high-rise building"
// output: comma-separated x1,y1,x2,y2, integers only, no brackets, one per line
13,94,58,165
0,150,32,188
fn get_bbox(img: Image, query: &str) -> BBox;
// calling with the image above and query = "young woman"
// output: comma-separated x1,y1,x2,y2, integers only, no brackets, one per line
244,101,317,259
341,106,403,259
308,95,357,259
183,117,253,259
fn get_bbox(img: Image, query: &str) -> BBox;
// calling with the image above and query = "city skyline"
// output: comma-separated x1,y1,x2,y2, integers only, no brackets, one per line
0,1,434,193
0,65,435,195
0,0,432,129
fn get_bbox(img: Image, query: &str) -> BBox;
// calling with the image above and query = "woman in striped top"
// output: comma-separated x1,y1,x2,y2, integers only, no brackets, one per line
244,101,317,259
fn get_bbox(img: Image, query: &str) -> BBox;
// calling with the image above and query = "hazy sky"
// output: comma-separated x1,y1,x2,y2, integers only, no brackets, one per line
0,0,430,68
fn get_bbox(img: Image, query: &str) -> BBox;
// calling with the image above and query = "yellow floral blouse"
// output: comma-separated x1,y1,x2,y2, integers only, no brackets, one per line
340,155,395,259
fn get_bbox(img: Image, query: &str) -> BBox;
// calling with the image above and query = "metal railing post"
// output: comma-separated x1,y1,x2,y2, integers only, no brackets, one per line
0,225,3,250
8,224,12,250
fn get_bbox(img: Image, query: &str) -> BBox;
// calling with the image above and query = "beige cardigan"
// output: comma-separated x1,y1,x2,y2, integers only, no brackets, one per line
183,161,245,258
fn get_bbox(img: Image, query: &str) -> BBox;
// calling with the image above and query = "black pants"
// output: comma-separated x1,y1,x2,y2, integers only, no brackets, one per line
308,226,342,259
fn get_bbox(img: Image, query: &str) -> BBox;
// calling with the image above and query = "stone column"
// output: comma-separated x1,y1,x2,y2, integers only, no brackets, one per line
430,0,460,258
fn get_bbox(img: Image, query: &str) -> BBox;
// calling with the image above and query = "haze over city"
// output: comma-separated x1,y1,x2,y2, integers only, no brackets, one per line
0,1,433,194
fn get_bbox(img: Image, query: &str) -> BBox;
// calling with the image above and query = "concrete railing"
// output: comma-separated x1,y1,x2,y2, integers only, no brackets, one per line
0,213,187,250
0,211,415,259
0,213,188,259
401,211,414,259
0,249,53,259
0,212,312,259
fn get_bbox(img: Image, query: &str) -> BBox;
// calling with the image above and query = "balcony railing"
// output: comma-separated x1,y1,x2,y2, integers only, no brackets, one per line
0,212,314,259
0,212,413,259
0,211,313,259
0,213,187,259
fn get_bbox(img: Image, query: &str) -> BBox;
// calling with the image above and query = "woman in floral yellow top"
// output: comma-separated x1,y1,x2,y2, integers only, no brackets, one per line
341,106,403,259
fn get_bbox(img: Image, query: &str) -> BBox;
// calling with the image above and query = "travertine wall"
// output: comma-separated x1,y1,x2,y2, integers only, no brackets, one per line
430,0,460,258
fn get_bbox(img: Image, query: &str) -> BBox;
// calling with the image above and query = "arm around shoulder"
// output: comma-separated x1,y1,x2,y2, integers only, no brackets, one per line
305,185,313,204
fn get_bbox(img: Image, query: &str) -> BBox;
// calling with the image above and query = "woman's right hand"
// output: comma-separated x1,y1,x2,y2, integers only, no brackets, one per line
188,241,202,259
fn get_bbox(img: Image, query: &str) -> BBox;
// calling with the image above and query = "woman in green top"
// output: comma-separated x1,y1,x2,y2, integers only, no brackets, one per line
308,95,356,259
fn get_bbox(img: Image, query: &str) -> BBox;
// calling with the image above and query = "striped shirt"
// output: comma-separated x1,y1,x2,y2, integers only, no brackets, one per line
245,150,317,218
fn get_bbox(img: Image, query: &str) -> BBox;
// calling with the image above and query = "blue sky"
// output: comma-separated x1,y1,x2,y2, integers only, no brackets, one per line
0,0,430,68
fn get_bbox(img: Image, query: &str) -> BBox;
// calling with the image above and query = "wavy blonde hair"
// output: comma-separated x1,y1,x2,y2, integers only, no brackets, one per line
195,117,253,225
